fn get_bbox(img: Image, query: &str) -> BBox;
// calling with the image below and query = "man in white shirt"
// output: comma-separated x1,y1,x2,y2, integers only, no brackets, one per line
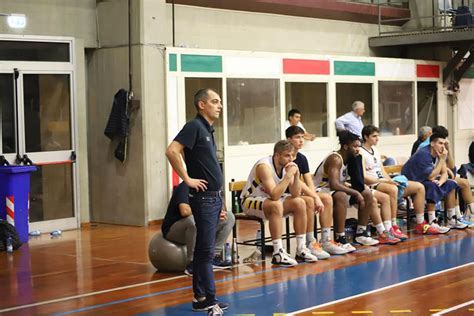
285,109,316,141
335,101,365,138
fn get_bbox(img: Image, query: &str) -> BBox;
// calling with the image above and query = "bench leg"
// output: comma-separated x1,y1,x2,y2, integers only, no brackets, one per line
285,218,291,252
260,222,265,261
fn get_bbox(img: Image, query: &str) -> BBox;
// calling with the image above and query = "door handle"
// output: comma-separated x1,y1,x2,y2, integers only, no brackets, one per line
0,156,10,166
17,154,33,166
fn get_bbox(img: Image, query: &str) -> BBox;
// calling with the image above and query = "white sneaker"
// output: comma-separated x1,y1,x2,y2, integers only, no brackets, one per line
271,248,298,266
207,304,224,316
307,240,330,260
335,236,357,253
429,220,450,234
295,247,318,263
459,216,474,228
322,240,349,255
447,216,468,230
354,231,380,246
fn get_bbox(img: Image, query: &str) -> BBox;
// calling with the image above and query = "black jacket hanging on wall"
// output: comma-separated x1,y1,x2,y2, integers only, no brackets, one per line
104,89,130,162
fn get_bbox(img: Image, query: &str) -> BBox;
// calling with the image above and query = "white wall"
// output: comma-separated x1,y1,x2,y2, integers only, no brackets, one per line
0,0,98,48
74,38,90,224
144,2,400,56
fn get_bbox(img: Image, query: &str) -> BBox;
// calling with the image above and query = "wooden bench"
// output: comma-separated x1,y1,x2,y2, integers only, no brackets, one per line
229,179,293,260
383,164,403,176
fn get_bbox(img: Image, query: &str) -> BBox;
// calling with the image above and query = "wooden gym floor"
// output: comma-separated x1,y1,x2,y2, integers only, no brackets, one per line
1,222,473,316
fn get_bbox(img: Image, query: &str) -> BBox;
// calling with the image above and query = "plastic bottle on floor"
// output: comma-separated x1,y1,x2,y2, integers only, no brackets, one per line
6,236,13,253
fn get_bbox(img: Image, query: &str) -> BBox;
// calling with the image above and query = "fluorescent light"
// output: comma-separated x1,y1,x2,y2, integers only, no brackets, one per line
7,14,26,29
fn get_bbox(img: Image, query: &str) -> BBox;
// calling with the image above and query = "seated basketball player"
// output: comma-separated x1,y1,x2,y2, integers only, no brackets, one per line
313,131,399,250
286,126,348,256
240,140,318,266
361,125,427,239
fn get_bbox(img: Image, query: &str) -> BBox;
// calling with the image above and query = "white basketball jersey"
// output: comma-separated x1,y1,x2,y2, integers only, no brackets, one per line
240,156,285,200
313,152,348,189
360,146,383,179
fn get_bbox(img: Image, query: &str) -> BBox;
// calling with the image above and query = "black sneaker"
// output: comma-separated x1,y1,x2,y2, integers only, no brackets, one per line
184,262,193,276
212,256,233,270
192,299,230,312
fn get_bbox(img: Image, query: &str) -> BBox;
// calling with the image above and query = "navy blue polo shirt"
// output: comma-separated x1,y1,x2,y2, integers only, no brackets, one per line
174,114,223,191
294,152,310,175
161,182,189,238
285,152,310,193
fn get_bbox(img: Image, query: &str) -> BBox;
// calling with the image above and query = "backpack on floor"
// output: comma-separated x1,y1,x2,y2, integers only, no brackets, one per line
0,220,22,252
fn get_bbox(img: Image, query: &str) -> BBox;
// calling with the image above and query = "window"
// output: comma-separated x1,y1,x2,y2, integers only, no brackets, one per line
184,78,223,161
417,82,437,129
0,74,15,154
227,79,280,145
379,81,415,135
23,74,72,152
285,82,328,137
0,41,70,62
336,83,373,126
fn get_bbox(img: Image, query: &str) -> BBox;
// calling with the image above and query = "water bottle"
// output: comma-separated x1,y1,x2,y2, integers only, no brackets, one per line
6,236,13,253
29,230,41,237
224,242,232,263
50,230,62,237
256,229,262,253
232,237,239,264
234,198,240,213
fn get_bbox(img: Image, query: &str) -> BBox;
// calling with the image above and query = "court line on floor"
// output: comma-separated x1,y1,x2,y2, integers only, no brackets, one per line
288,262,474,315
35,250,151,266
52,262,297,316
2,232,463,314
431,300,474,315
52,233,471,316
0,260,265,313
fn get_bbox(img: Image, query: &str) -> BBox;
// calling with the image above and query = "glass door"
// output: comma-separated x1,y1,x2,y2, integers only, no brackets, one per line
0,72,17,165
19,72,76,225
0,69,77,231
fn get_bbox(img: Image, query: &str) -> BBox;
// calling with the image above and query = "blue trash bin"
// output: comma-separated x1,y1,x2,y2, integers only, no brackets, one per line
0,165,37,243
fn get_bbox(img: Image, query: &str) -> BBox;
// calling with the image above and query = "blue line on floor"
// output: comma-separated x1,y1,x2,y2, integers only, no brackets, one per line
57,233,474,316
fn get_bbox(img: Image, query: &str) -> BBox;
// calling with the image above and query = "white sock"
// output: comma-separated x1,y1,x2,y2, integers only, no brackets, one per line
296,234,306,251
392,218,397,226
335,232,345,238
356,225,366,234
375,222,385,234
321,227,331,243
447,208,456,219
383,220,392,231
272,239,283,254
306,232,315,244
455,205,462,218
428,211,436,223
416,213,425,224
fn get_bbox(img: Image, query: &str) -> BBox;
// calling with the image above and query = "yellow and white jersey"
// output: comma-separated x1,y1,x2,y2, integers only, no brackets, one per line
360,145,383,179
240,155,285,201
312,152,348,189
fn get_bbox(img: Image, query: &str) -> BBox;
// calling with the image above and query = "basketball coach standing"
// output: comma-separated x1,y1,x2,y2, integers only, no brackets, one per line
165,88,229,315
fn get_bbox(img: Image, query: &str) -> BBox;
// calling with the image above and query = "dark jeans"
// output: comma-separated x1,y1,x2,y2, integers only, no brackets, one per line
189,191,222,303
